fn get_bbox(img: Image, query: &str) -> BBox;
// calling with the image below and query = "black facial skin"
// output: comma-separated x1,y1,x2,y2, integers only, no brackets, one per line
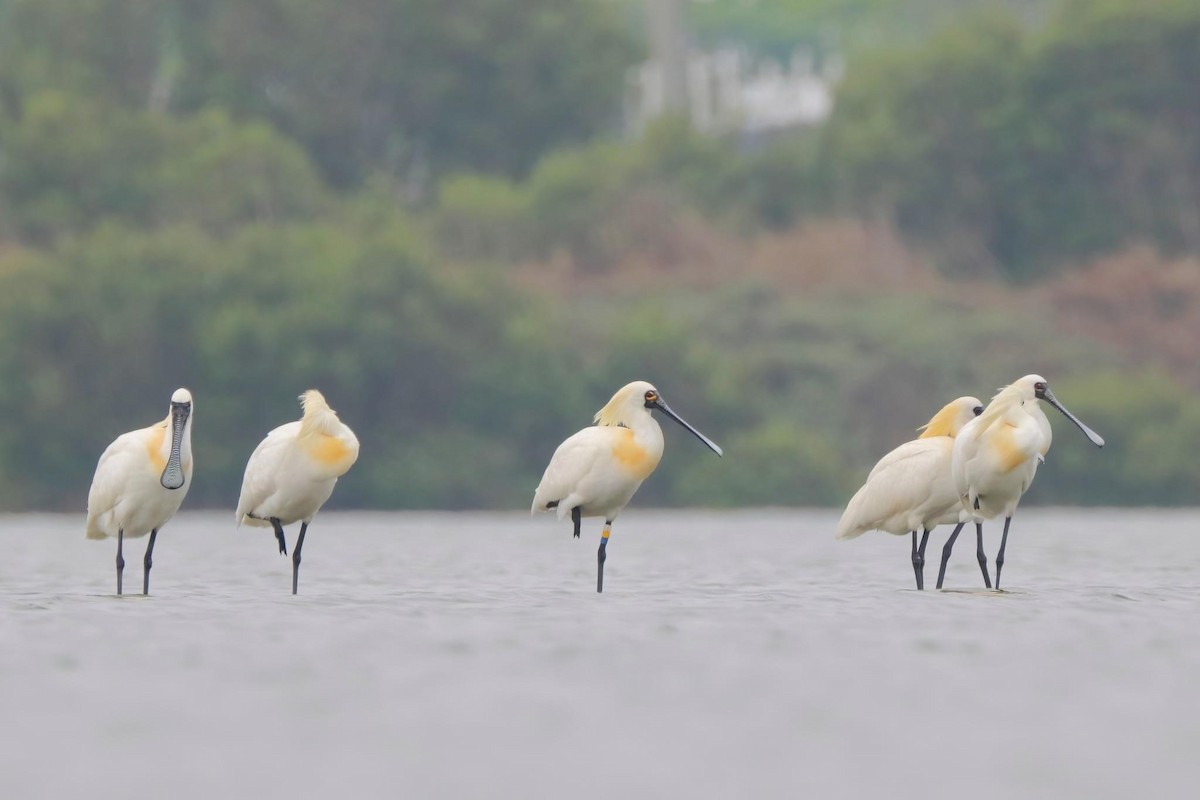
642,390,722,456
1032,381,1105,448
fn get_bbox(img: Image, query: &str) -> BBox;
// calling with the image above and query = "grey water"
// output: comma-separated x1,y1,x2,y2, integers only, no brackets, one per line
1,509,1198,799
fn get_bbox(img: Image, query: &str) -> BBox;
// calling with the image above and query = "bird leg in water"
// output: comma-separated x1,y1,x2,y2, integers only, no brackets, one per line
271,517,288,556
116,528,125,596
994,516,1012,590
911,529,931,590
975,523,992,589
142,528,158,596
292,522,308,595
935,522,965,590
597,522,611,593
571,506,581,539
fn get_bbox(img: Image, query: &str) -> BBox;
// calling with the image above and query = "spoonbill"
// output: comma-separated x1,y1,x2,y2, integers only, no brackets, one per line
836,396,984,590
940,374,1104,589
532,381,722,592
235,390,360,594
86,388,194,595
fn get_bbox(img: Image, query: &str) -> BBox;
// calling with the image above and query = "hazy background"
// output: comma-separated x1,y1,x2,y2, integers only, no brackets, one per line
0,0,1195,512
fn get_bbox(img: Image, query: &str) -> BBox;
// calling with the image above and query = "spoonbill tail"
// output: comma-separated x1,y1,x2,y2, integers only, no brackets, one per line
836,396,983,589
940,375,1104,589
532,381,722,592
86,388,194,595
235,390,360,594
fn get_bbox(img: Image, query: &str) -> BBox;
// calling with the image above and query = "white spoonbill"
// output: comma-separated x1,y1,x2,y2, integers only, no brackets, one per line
941,374,1104,589
235,390,360,594
836,396,984,590
532,381,722,592
86,388,194,595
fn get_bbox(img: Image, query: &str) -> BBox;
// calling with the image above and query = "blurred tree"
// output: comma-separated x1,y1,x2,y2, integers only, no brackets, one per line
0,0,638,188
0,91,327,242
173,0,639,187
821,0,1200,278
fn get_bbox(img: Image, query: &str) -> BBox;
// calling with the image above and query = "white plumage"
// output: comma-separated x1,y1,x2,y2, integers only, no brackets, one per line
948,374,1104,589
836,395,982,589
236,389,359,594
952,379,1049,523
86,388,194,595
533,380,722,592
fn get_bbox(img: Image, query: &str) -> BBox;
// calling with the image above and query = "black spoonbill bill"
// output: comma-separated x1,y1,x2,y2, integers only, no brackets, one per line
837,395,984,590
86,388,194,595
532,381,722,592
941,374,1104,589
235,390,360,594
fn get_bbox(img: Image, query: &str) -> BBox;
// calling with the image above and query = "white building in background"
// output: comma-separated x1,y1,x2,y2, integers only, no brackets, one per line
629,0,841,137
628,46,839,137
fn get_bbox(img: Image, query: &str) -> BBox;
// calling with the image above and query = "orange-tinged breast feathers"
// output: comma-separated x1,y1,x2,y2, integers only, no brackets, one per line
991,423,1031,474
308,434,356,470
145,423,167,472
612,429,661,480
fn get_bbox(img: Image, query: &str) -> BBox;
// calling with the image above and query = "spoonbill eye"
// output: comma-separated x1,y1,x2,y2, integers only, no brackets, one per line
973,406,983,416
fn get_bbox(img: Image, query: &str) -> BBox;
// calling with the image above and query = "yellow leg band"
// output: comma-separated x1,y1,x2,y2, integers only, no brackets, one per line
601,526,611,539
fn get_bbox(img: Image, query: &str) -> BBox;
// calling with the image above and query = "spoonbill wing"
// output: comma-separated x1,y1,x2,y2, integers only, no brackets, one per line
532,427,608,516
838,439,953,539
235,421,299,527
86,427,155,539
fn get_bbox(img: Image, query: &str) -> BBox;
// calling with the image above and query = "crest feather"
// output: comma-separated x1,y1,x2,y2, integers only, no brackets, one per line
593,382,653,428
917,396,979,439
298,389,340,437
975,383,1024,432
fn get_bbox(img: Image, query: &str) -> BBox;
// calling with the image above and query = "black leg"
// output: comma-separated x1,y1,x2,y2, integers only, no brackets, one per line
976,523,992,589
571,506,581,539
597,522,611,593
292,522,308,595
936,523,965,589
910,530,920,589
912,528,930,590
116,528,125,596
271,517,288,555
142,529,158,596
995,516,1012,590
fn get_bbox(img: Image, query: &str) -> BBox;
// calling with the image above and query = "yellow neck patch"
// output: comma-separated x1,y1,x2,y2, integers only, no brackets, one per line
307,434,355,469
992,423,1031,473
146,423,168,472
612,428,661,480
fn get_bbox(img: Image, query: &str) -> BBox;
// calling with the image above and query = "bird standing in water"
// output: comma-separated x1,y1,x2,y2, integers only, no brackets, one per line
837,395,984,590
86,388,194,595
944,375,1104,589
236,390,360,594
532,381,722,593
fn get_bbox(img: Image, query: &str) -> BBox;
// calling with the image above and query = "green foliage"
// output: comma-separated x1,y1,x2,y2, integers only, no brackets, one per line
0,1,639,188
0,216,589,510
689,0,1056,56
821,0,1200,277
432,117,829,268
0,0,1194,512
1026,370,1200,506
171,0,640,186
0,0,170,112
0,224,219,508
0,92,326,242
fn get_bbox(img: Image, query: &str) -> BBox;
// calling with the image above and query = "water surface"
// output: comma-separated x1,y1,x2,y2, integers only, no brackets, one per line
1,509,1197,798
